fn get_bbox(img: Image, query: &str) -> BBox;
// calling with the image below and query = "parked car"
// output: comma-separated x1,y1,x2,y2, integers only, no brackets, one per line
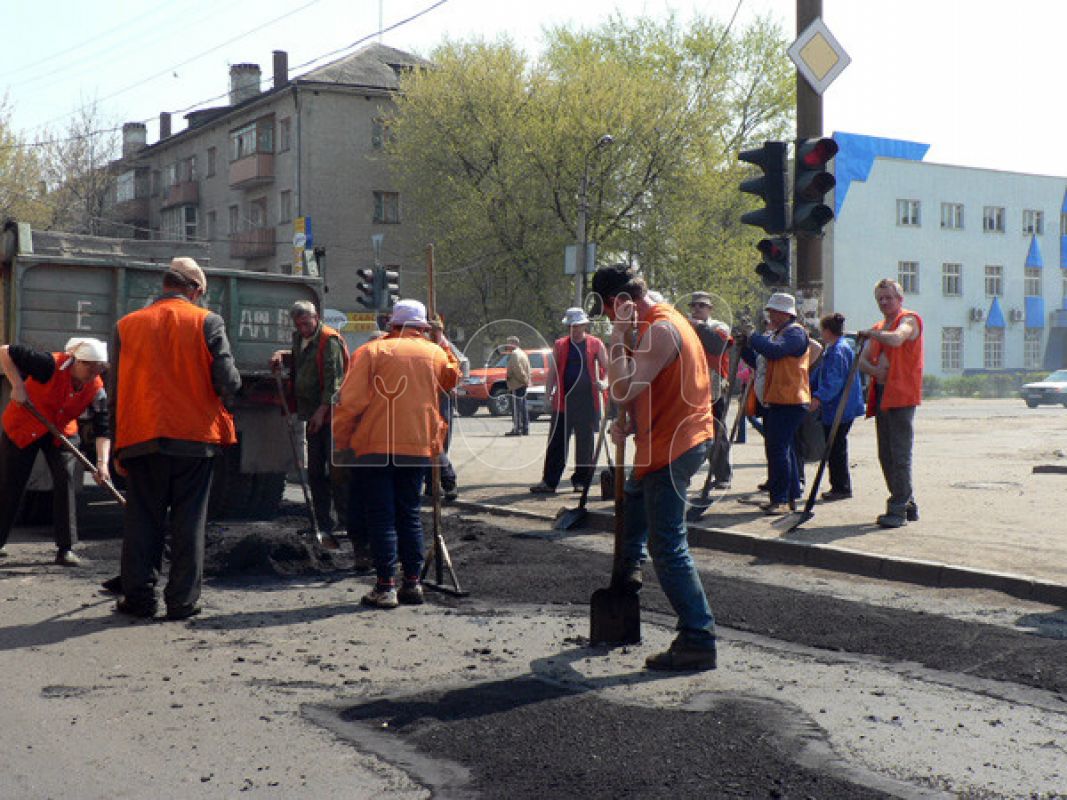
456,347,551,417
1020,369,1067,408
526,384,547,422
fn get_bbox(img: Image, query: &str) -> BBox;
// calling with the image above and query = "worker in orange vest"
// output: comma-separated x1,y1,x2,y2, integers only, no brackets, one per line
0,337,111,565
333,300,460,609
109,257,241,620
860,278,924,529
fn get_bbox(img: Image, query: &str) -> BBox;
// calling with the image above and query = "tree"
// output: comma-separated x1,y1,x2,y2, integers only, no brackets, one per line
388,13,794,337
0,97,52,228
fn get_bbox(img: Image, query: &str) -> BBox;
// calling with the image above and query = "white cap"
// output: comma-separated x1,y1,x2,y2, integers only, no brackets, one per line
561,307,590,326
764,292,797,317
64,337,108,363
390,299,430,328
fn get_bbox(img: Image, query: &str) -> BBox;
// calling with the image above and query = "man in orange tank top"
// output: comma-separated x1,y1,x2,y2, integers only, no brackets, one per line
859,279,923,529
591,265,717,672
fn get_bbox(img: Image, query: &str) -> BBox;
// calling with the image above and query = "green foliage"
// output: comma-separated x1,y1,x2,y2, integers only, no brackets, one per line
387,13,794,337
0,96,52,228
924,372,1050,398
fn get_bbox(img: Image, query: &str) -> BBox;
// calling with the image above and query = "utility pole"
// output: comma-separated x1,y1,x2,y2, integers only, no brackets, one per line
795,0,823,299
575,169,589,307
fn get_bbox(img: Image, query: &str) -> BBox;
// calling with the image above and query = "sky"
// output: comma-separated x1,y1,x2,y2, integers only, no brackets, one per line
2,0,1065,176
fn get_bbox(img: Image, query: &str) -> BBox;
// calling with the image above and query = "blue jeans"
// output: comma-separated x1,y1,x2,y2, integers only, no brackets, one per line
763,404,806,503
359,463,425,584
619,442,715,650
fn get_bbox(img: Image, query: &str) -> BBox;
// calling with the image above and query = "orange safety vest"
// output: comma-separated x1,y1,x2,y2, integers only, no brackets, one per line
763,323,811,406
115,297,236,452
333,330,461,459
2,353,102,448
551,334,607,414
631,304,715,479
866,308,924,415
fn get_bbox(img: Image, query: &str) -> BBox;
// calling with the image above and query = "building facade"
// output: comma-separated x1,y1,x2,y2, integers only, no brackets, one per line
827,133,1067,378
108,44,428,314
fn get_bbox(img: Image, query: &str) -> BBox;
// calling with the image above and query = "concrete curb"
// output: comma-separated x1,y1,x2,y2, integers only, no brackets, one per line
449,499,1067,607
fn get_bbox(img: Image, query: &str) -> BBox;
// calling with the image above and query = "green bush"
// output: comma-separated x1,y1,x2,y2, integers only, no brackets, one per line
924,371,1049,398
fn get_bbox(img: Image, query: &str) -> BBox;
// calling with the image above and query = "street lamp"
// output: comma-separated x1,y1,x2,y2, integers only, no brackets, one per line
575,134,614,306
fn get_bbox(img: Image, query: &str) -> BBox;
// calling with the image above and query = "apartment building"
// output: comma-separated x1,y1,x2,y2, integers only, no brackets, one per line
109,43,429,310
826,132,1067,378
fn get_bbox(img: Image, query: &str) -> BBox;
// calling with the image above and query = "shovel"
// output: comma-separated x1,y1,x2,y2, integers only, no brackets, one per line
553,411,610,531
272,367,341,551
22,400,126,506
774,336,867,534
590,423,640,646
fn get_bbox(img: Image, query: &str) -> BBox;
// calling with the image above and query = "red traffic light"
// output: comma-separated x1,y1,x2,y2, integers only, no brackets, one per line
757,238,787,261
798,137,838,168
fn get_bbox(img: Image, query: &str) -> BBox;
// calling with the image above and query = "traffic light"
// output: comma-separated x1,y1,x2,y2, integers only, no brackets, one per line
356,267,379,309
380,267,400,310
792,137,839,236
738,141,788,234
755,237,791,288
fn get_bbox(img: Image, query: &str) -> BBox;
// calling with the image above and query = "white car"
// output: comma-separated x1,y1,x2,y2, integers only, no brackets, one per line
1020,369,1067,408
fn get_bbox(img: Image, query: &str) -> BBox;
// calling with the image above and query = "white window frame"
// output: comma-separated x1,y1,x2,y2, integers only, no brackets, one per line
1023,209,1044,235
983,206,1005,233
898,261,919,294
942,263,962,297
940,202,964,230
985,265,1003,297
983,328,1004,369
1024,266,1041,297
896,199,920,227
941,327,962,371
1024,329,1042,369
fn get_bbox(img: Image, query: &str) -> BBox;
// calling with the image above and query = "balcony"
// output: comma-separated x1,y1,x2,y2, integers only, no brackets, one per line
229,227,276,260
161,180,199,209
229,153,274,189
113,197,149,225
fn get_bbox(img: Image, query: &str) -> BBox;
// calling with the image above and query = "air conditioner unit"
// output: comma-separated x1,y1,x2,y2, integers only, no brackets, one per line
1009,308,1024,323
969,307,985,322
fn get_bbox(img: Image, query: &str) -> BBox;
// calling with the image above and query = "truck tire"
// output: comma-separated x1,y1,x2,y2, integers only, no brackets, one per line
488,385,511,417
457,399,480,417
209,443,285,520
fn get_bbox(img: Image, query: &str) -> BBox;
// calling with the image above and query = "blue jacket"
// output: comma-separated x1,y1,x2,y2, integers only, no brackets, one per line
810,338,864,426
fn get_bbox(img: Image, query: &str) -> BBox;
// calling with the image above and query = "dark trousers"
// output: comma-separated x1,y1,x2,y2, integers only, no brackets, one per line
542,408,596,489
763,405,807,504
822,418,854,494
876,406,916,515
361,463,425,584
0,431,76,550
120,453,213,612
708,395,732,483
423,394,457,493
510,386,529,434
307,420,348,533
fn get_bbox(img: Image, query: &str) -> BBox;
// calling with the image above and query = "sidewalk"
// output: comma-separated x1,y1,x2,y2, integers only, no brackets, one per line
448,398,1067,605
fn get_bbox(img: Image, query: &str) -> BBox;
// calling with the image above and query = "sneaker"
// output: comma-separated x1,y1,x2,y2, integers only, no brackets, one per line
645,640,717,672
398,582,425,605
876,513,907,529
55,549,81,566
504,430,523,437
115,598,157,619
165,604,202,621
905,502,919,522
529,481,556,494
361,585,399,609
820,490,853,502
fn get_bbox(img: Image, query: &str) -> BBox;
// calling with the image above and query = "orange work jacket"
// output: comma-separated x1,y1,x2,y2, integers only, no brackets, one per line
630,304,715,479
763,323,811,406
115,297,236,452
2,353,102,448
333,330,461,459
866,308,924,415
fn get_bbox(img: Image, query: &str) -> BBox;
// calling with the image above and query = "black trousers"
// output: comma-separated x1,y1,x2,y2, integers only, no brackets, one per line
510,386,529,434
708,395,732,484
541,407,596,489
822,419,854,494
0,431,76,550
120,453,213,612
307,420,348,533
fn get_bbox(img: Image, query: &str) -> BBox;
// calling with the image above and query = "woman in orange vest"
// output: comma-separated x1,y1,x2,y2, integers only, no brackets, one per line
741,293,811,515
0,337,111,565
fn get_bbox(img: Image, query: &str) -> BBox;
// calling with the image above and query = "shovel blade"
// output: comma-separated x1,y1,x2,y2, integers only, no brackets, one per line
589,586,641,646
553,506,587,531
772,510,814,533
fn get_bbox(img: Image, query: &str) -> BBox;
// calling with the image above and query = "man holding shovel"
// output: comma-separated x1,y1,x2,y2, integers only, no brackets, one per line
0,338,111,565
591,265,717,672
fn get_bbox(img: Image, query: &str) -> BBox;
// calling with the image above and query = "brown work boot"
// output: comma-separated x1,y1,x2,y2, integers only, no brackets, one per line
645,639,717,672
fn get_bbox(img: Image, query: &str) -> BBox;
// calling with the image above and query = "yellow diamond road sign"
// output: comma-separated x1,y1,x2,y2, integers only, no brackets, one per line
788,18,850,95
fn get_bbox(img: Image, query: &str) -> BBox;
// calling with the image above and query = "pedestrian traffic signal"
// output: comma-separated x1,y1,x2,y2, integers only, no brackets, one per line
755,237,791,288
356,267,379,309
792,137,838,236
380,268,400,310
738,141,788,235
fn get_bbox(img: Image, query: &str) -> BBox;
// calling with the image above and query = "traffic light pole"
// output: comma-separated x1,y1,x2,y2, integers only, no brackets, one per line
796,0,823,297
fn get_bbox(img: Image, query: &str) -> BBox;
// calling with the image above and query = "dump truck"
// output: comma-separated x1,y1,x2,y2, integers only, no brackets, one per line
1,220,322,521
